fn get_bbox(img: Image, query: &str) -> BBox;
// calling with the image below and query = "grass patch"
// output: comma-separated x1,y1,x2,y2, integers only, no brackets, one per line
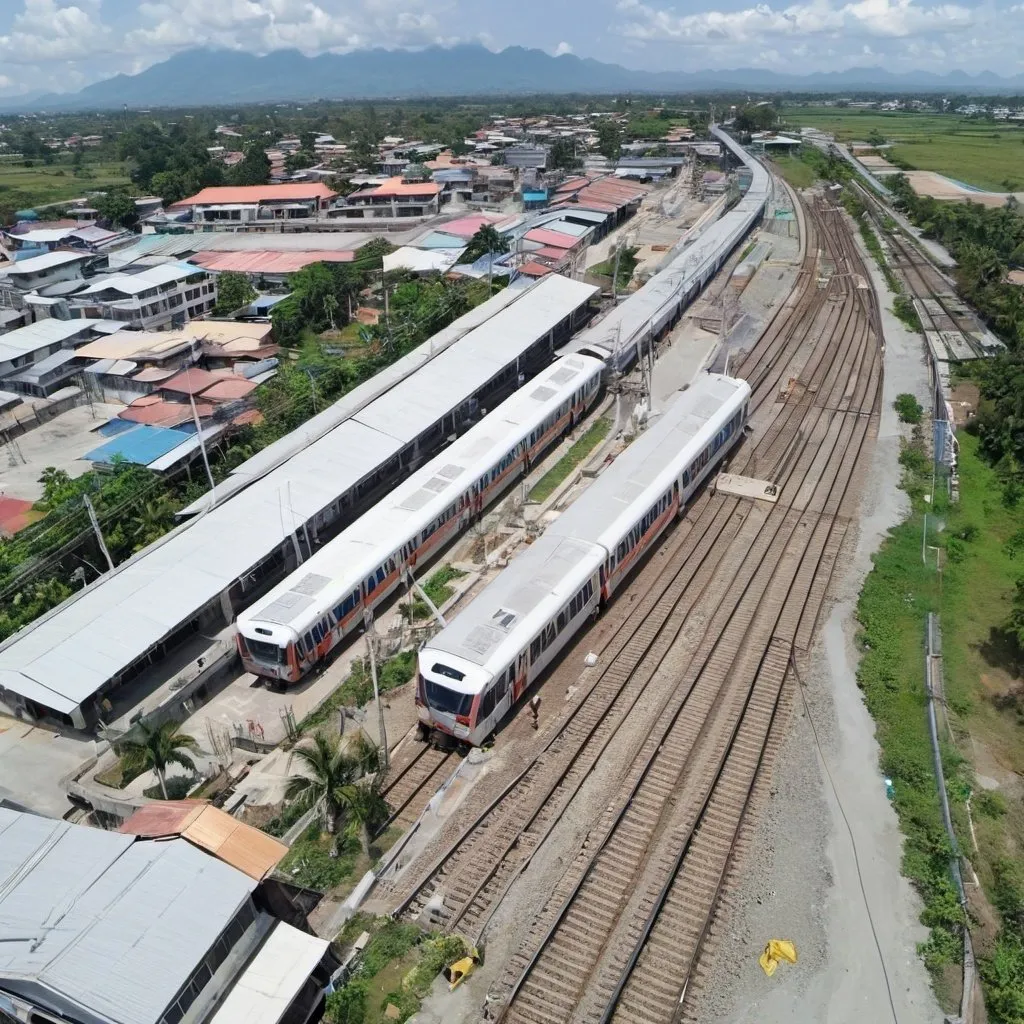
856,428,1024,1019
297,651,417,734
0,156,131,209
895,393,924,424
279,827,364,893
529,418,611,503
780,106,1024,191
590,246,639,289
772,153,817,189
327,918,469,1024
401,565,466,621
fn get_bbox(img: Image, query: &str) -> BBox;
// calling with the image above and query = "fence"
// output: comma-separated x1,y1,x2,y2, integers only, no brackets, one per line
925,613,977,1024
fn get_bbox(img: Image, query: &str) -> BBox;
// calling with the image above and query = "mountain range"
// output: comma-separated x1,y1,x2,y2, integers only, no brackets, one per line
8,45,1024,112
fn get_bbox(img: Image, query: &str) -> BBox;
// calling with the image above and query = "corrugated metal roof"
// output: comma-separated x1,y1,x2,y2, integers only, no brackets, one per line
161,368,229,396
189,250,354,275
0,808,256,1024
0,318,123,363
0,276,595,715
0,250,91,275
86,425,194,466
524,228,579,249
119,802,287,881
174,184,336,206
209,923,328,1024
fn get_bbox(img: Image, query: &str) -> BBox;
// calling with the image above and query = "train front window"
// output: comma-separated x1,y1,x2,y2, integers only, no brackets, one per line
246,638,284,664
424,679,474,717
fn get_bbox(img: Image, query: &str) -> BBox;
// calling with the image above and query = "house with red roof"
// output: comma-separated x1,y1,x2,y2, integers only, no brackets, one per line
171,184,337,226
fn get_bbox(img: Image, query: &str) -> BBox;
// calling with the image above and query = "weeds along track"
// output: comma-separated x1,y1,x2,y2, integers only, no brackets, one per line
386,193,881,1024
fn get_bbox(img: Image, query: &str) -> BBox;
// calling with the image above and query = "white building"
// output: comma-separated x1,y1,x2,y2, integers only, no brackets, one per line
73,263,217,329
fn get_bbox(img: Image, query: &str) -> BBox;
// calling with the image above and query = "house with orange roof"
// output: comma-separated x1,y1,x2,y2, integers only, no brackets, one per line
171,183,337,226
342,176,442,220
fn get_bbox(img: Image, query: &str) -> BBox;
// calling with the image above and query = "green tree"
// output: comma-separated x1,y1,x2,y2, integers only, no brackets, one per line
214,271,257,315
341,777,389,857
285,731,360,833
118,720,199,800
94,189,139,228
596,119,621,161
462,224,509,264
230,143,271,186
548,137,581,171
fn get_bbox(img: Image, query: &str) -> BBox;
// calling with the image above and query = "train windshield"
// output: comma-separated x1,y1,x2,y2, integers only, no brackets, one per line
246,638,285,665
423,678,474,717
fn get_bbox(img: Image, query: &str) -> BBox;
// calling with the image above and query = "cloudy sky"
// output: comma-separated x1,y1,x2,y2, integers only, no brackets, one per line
0,0,1021,97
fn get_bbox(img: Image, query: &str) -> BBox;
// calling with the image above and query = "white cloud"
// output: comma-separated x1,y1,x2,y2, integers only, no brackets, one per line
554,40,574,55
0,0,114,64
616,0,975,46
125,0,453,56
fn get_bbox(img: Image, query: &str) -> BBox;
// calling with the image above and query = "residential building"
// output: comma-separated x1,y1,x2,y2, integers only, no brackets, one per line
172,184,337,225
73,263,217,329
0,807,335,1024
0,251,95,311
342,176,442,219
0,318,124,383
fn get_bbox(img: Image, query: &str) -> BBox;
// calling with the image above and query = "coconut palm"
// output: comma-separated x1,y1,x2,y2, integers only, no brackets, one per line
339,777,390,857
119,719,199,800
285,731,361,833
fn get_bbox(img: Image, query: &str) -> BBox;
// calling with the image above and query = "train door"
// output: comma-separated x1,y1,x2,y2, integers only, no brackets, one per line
492,664,513,728
513,650,529,702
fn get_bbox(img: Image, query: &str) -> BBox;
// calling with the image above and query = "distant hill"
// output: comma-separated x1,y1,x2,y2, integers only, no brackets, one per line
9,45,1024,112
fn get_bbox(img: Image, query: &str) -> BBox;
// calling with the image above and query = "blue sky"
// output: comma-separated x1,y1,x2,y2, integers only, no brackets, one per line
0,0,1021,97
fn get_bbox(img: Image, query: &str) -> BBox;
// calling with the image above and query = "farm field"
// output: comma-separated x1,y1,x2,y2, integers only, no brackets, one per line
782,106,1024,191
0,156,131,210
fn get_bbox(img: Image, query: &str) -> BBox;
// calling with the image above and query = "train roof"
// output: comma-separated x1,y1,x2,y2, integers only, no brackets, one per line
238,354,604,639
422,534,605,674
0,276,598,720
549,373,750,550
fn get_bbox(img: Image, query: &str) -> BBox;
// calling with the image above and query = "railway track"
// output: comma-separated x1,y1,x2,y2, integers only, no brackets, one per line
383,190,882,1023
377,744,454,835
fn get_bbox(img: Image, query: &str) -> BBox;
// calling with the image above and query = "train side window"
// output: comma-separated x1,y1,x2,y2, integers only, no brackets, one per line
495,669,508,703
295,637,304,657
545,623,555,645
530,636,542,661
556,611,567,632
304,631,314,651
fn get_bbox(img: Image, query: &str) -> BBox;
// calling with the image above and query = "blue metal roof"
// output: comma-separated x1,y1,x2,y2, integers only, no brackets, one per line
417,231,468,250
85,425,193,466
523,191,548,201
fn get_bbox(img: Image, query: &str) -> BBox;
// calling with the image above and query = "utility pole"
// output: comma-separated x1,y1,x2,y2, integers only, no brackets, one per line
364,611,388,769
189,391,216,502
611,243,622,304
84,494,115,573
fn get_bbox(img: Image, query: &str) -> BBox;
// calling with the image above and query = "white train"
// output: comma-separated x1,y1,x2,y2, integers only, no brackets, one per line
236,355,604,683
565,125,771,375
416,372,751,747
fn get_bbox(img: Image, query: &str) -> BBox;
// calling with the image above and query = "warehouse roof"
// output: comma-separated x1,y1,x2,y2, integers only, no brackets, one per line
0,250,92,276
174,183,336,207
0,808,256,1024
0,275,595,718
189,250,353,275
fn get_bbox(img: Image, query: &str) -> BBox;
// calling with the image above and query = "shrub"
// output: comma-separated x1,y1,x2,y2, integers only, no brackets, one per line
326,979,368,1024
895,392,924,424
976,789,1008,818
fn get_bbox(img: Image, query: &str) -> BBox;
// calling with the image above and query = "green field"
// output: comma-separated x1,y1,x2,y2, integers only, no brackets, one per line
771,153,817,190
782,106,1024,191
0,156,131,210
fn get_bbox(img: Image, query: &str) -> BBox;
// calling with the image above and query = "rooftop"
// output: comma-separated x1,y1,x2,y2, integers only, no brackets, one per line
0,250,92,276
189,250,353,275
0,276,596,719
173,183,336,207
0,808,256,1024
0,318,124,364
119,801,287,880
349,176,442,199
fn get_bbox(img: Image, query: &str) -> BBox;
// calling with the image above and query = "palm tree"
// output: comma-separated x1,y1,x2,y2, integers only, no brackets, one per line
285,731,360,833
119,719,199,799
339,777,390,857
